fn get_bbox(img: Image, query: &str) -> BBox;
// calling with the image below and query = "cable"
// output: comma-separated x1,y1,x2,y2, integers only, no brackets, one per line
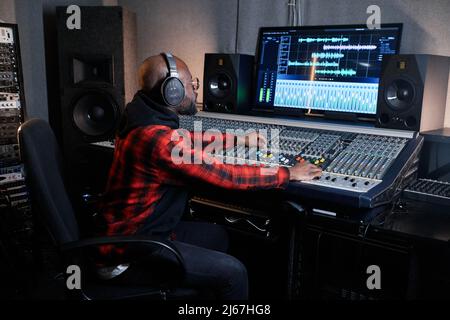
245,219,267,232
224,216,268,232
287,1,290,25
288,0,303,27
225,216,241,224
359,169,410,241
362,177,407,240
362,209,384,239
297,0,303,26
288,0,295,26
293,0,297,26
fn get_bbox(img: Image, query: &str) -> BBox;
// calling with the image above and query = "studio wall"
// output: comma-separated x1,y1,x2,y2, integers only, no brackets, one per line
118,0,239,104
0,0,16,23
120,0,450,125
300,0,450,127
0,0,449,126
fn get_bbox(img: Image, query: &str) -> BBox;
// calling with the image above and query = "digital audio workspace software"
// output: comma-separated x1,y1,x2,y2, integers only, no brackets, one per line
255,25,402,116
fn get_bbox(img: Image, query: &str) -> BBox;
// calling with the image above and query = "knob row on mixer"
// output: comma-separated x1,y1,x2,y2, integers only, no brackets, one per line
203,147,326,168
302,172,381,193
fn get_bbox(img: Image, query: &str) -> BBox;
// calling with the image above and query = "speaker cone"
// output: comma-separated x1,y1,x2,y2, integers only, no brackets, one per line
385,79,415,111
72,92,118,137
208,73,232,98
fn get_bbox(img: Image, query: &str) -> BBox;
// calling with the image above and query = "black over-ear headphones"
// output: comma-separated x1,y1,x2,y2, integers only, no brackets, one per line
161,52,185,107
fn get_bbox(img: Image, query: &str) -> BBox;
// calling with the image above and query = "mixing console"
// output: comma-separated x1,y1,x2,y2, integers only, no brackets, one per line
93,112,422,209
180,115,408,182
179,112,423,208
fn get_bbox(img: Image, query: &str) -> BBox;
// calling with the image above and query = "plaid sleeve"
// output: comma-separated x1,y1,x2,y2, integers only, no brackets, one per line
189,130,236,150
155,129,290,190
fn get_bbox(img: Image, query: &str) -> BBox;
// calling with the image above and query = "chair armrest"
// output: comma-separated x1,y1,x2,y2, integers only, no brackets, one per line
61,235,185,276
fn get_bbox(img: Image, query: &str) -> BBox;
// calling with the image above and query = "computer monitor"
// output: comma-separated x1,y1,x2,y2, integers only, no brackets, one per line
254,24,402,120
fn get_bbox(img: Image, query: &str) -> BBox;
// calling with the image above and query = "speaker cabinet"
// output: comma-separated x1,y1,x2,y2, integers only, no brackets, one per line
203,53,254,114
376,54,449,132
56,6,137,156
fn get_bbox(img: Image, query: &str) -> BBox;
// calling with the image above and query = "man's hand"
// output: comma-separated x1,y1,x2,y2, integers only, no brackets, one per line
245,131,267,148
288,161,322,181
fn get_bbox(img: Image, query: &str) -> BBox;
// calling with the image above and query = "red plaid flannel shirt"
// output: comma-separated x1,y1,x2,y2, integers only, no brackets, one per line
98,125,290,255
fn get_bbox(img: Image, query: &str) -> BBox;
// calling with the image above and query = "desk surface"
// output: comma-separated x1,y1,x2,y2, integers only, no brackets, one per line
372,200,450,243
421,127,450,144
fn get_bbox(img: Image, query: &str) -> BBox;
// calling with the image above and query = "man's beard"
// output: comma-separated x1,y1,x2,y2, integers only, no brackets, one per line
177,99,197,115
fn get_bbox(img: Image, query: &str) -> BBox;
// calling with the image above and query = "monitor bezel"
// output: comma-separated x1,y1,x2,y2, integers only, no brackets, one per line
252,23,403,122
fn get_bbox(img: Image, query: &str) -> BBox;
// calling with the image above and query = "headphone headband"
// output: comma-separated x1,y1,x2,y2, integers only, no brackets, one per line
162,52,179,78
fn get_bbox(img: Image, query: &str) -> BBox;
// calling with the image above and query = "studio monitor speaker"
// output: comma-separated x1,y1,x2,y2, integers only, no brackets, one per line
203,53,254,114
56,6,137,157
376,54,450,132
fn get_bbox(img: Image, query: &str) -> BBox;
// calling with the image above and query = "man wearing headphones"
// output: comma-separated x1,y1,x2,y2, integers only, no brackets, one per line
98,53,322,300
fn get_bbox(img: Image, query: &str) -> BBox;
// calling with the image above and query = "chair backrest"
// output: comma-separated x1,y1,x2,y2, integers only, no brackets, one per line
18,119,79,244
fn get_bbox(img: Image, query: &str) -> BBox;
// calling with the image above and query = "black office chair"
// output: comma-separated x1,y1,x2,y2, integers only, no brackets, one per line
18,119,197,300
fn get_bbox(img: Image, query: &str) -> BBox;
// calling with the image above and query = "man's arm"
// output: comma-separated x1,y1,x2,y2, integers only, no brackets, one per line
188,130,239,151
155,129,290,190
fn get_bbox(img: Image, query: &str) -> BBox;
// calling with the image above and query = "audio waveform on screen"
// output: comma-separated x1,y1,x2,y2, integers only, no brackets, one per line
273,80,378,114
288,60,340,67
323,44,377,50
298,37,349,43
311,52,345,59
315,69,357,76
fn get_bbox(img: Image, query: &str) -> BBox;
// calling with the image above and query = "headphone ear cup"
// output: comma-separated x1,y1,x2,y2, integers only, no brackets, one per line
161,77,185,107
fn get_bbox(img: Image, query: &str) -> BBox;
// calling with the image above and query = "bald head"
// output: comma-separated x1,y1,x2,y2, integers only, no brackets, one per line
138,54,198,115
